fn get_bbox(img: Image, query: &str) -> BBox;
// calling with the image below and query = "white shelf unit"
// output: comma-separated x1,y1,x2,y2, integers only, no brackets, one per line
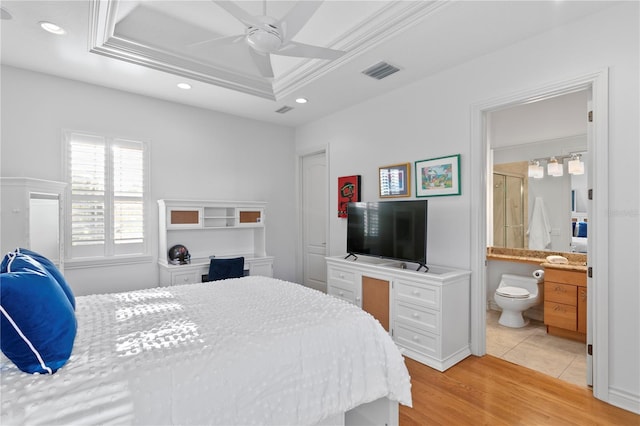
158,199,272,286
326,256,471,372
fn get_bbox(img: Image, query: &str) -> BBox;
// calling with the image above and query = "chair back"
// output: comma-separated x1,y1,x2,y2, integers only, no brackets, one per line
207,257,245,281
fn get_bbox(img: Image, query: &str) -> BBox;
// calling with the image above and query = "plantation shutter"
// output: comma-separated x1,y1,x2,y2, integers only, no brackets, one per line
69,134,106,250
113,140,144,245
66,131,147,260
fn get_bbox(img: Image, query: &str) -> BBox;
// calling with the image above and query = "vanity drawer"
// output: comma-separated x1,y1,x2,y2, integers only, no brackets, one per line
395,279,440,310
544,301,577,331
395,301,439,334
544,282,577,305
545,268,587,286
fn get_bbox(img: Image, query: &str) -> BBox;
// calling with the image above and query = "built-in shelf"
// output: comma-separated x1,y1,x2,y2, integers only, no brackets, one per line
158,199,272,286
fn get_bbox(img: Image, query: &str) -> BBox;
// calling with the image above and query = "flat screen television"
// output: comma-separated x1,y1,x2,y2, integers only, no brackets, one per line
346,200,428,271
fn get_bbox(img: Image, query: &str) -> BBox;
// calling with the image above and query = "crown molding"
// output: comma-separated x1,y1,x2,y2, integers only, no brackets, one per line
88,0,450,101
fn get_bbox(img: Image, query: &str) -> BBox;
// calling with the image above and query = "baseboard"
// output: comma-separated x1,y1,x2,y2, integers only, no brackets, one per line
608,386,640,415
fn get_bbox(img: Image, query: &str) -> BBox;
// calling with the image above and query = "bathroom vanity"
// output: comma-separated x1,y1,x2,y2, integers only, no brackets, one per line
542,264,588,342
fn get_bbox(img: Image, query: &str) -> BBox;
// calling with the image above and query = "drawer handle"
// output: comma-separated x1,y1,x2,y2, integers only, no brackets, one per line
554,286,565,292
412,335,420,341
355,297,361,302
412,290,420,296
554,305,565,312
412,313,420,319
339,273,344,278
339,291,344,296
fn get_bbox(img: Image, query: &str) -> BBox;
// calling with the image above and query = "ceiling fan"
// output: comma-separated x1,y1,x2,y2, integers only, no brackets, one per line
196,0,345,78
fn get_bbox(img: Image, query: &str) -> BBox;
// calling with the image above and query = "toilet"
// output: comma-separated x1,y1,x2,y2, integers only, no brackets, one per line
494,273,543,328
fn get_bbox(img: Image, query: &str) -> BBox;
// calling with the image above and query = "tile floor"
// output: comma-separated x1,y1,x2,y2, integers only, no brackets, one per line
486,309,588,387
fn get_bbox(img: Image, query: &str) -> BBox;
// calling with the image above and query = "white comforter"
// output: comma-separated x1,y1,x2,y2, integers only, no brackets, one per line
1,276,412,425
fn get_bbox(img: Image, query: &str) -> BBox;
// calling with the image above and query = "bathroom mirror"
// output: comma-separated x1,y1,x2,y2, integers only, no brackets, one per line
487,89,589,255
491,149,588,253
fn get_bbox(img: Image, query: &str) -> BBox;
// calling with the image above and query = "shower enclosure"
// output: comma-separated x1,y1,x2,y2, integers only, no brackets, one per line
493,173,524,248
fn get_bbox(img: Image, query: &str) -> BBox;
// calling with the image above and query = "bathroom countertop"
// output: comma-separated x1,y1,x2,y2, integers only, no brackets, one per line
486,247,587,268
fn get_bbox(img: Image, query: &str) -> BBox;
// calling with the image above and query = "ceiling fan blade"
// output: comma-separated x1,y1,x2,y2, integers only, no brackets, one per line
213,0,263,28
279,1,323,42
276,41,345,60
248,48,274,78
188,34,245,49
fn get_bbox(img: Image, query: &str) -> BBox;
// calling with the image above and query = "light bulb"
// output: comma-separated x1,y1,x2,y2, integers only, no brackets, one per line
568,155,584,175
547,157,563,177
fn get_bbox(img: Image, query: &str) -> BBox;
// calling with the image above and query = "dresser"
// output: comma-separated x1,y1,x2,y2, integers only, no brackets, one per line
326,256,471,372
543,265,587,342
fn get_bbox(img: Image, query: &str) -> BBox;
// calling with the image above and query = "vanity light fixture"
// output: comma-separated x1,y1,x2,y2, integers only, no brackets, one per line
568,154,584,175
528,160,544,179
295,97,308,104
547,157,563,177
177,83,192,90
39,21,66,35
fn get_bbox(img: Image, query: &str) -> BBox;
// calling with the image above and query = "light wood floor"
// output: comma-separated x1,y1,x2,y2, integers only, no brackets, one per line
399,355,639,425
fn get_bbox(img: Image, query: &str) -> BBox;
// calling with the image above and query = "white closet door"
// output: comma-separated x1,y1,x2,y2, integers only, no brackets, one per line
302,151,327,292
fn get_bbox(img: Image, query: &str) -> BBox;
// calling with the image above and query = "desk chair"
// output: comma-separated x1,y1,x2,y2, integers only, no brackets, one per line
206,257,245,281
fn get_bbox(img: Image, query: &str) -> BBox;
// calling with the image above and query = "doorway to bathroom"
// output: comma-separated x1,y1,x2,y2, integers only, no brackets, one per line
486,90,589,386
469,69,610,401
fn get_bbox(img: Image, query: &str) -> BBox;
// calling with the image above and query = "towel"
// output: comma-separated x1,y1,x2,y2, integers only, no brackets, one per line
528,197,551,250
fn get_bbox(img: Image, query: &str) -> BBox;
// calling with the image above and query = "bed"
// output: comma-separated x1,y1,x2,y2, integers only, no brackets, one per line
0,274,412,425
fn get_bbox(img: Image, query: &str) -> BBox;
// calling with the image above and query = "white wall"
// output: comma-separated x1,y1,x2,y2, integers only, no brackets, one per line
1,66,297,295
296,2,639,413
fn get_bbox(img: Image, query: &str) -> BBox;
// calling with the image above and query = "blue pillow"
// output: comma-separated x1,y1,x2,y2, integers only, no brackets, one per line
0,254,77,374
14,248,75,310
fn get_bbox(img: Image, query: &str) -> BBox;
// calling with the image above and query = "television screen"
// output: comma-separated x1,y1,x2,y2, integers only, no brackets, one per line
346,200,427,267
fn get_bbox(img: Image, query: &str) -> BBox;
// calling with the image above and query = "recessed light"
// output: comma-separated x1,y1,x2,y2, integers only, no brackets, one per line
295,98,308,104
39,21,66,35
177,83,192,90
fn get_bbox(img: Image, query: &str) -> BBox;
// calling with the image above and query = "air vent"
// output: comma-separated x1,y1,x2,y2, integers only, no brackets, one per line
362,61,400,80
275,106,294,114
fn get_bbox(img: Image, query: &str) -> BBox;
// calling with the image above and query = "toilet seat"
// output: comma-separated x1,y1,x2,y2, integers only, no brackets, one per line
496,286,530,299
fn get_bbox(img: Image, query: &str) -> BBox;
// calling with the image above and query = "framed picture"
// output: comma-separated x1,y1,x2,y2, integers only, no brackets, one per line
415,154,461,197
337,175,361,218
379,163,410,198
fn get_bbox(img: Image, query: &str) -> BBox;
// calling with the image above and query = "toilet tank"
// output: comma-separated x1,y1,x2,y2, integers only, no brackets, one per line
499,274,541,295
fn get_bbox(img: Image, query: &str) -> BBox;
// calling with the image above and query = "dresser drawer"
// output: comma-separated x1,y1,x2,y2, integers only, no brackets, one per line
544,301,577,330
395,301,439,334
394,323,439,358
395,279,440,310
544,282,577,305
327,266,356,285
328,284,356,304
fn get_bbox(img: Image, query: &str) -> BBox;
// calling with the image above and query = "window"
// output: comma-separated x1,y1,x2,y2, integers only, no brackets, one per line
64,131,149,263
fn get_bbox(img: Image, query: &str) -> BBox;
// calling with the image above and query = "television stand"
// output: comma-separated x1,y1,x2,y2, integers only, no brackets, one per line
326,256,471,372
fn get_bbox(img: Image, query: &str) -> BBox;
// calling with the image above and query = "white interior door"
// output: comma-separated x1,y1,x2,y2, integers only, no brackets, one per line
302,151,327,292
